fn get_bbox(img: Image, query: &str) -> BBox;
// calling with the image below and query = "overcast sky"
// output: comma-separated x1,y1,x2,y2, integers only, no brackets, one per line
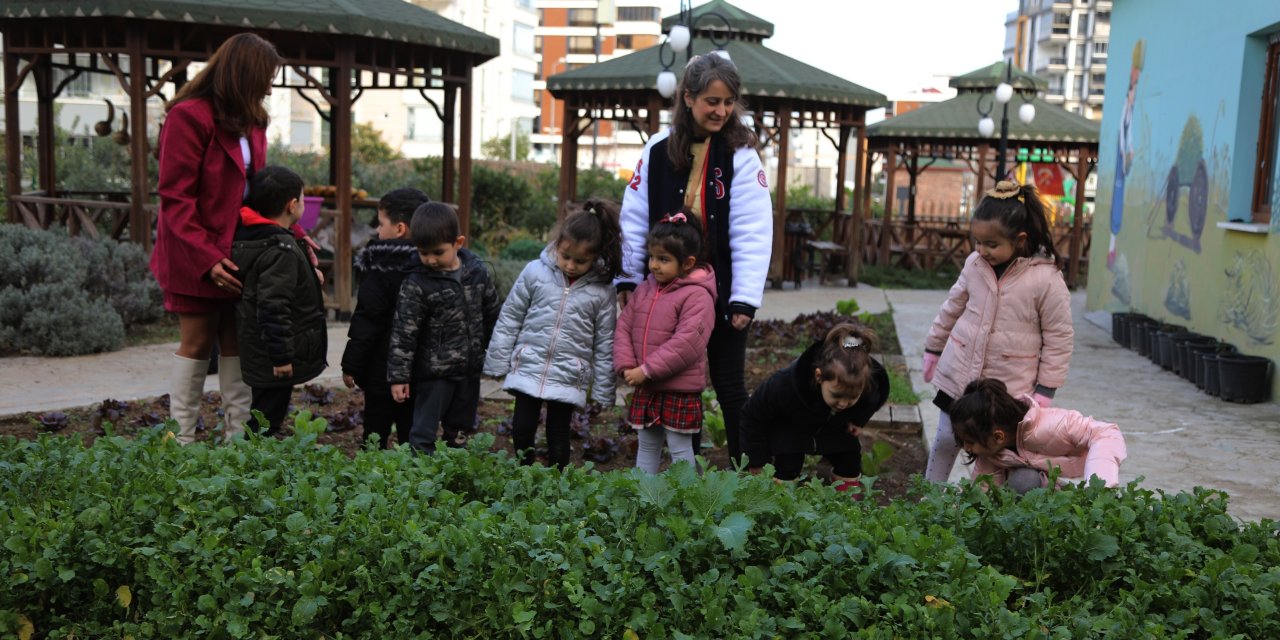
650,0,1018,98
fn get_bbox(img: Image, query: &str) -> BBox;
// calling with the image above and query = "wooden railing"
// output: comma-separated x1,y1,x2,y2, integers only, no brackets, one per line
9,191,157,241
863,217,1092,281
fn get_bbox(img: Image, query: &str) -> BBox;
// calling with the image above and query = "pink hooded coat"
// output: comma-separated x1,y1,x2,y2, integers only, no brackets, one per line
614,266,717,393
925,252,1074,400
972,397,1127,487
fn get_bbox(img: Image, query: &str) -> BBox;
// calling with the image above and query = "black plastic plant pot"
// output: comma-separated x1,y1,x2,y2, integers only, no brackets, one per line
1135,322,1155,357
1217,355,1274,404
1156,331,1178,370
1146,328,1162,364
1181,338,1218,382
1112,313,1133,344
1125,316,1152,351
1170,333,1208,376
1195,343,1237,390
1201,353,1224,397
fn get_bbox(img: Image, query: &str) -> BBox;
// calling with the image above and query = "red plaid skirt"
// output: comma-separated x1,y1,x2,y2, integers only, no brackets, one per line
628,388,703,434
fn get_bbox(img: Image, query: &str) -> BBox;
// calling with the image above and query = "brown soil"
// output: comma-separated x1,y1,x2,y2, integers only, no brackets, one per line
0,342,926,501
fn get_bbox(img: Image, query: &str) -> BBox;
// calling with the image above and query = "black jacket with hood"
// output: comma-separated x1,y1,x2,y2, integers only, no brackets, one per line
341,238,421,394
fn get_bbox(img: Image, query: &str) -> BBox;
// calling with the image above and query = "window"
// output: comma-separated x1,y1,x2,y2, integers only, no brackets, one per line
407,106,441,142
1075,43,1086,66
1095,10,1110,23
1251,35,1280,224
617,7,660,22
567,8,596,26
511,70,534,102
1073,73,1085,97
534,36,542,54
616,34,634,49
568,36,597,55
1075,16,1089,37
55,70,93,97
1093,41,1108,56
290,120,313,149
513,24,535,56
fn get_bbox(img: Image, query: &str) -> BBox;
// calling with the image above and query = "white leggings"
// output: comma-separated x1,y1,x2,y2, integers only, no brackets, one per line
636,427,695,474
925,411,961,483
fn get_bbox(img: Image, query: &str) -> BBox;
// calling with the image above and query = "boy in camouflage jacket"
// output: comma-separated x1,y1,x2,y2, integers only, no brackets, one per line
387,203,501,453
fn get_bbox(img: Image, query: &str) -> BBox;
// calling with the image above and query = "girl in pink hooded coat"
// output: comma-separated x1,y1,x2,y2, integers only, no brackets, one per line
615,213,717,473
923,181,1075,483
949,378,1126,492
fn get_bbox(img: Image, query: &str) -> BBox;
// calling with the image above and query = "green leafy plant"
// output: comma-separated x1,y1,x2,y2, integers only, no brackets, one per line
835,297,861,316
701,390,726,448
860,440,895,476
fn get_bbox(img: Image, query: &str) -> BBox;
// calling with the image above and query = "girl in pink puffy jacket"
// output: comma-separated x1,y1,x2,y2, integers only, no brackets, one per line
614,212,717,473
922,181,1074,483
949,379,1126,492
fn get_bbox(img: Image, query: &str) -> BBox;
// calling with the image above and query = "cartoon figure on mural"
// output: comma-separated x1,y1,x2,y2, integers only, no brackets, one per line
1221,251,1278,346
1161,115,1209,252
1108,40,1144,270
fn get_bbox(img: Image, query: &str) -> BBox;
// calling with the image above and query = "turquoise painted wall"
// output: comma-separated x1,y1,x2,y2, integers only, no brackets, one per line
1087,0,1280,401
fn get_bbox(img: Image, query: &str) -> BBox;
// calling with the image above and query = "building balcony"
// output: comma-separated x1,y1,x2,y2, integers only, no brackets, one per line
1086,93,1105,104
1044,93,1066,104
1048,27,1070,42
1047,57,1068,70
1091,58,1107,71
1052,0,1072,12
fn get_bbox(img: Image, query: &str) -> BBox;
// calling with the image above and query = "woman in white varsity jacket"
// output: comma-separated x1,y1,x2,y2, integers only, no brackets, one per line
616,52,774,464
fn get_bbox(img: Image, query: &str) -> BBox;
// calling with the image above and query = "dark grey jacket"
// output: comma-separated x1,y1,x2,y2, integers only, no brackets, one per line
386,248,500,384
231,221,328,388
340,239,420,394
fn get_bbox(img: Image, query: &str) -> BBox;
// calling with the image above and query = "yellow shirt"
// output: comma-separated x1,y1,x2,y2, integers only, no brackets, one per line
683,140,710,224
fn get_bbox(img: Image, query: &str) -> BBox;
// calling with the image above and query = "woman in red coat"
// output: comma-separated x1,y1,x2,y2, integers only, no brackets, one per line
150,33,281,444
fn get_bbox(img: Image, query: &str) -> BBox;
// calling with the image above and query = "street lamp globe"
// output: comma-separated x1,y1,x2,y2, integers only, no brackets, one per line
978,117,995,138
1018,102,1036,124
667,24,691,53
656,70,678,98
995,82,1014,104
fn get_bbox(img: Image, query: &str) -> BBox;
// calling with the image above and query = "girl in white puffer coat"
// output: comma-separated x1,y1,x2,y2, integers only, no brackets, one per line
483,199,624,468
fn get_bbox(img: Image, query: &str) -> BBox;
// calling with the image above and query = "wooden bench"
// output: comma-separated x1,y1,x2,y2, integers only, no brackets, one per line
805,240,849,284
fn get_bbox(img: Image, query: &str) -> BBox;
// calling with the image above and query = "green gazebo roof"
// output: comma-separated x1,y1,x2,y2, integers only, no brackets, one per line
949,60,1045,92
1,0,499,57
660,0,774,39
867,92,1099,144
548,37,886,108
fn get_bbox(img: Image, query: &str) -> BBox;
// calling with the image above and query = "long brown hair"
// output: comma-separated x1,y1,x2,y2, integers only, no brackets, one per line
167,33,281,135
668,53,758,172
949,378,1031,456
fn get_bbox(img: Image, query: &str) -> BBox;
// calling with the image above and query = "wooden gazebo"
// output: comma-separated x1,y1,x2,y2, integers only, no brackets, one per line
866,62,1101,288
0,0,498,312
546,0,887,286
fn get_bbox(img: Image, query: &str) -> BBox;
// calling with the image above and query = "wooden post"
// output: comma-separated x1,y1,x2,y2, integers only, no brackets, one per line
127,28,150,249
1067,145,1089,288
557,98,578,219
442,85,457,204
4,50,23,222
34,56,55,198
834,123,850,213
847,123,864,283
880,146,897,266
769,103,792,287
333,45,354,313
907,149,919,225
459,73,474,241
646,94,663,134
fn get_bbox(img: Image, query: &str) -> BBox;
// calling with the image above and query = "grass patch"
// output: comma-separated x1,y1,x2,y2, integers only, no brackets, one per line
886,365,920,405
857,264,959,290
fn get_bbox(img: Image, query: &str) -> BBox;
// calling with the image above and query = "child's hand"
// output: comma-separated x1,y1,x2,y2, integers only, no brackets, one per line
273,363,293,379
846,423,862,437
622,367,647,386
342,374,356,389
1032,393,1053,408
922,353,939,383
391,384,410,403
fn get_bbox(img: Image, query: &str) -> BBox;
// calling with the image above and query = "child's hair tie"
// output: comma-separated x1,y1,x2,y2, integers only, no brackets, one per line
585,204,598,216
842,335,864,350
986,180,1023,201
660,212,688,224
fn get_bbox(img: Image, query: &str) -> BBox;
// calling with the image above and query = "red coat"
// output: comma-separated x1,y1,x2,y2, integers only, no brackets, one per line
613,266,717,393
150,98,267,299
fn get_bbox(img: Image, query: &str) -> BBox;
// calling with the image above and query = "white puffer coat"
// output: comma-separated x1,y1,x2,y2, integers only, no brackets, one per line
483,246,617,407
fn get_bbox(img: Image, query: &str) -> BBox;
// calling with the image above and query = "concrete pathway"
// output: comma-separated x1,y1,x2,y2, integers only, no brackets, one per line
6,281,1278,521
888,288,1280,522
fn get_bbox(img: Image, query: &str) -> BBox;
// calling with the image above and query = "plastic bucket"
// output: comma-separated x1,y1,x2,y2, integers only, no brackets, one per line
1217,355,1274,404
300,196,324,231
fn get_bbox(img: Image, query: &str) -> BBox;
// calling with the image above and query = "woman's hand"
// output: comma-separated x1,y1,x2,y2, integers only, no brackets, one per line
209,258,243,294
272,363,293,379
342,374,356,389
391,384,411,403
730,313,751,330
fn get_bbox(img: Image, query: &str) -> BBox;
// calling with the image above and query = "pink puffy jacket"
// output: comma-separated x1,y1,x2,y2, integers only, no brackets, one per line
614,266,717,393
972,398,1127,487
925,252,1074,400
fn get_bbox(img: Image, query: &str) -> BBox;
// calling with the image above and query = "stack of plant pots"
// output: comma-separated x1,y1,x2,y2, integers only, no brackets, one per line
1110,311,1274,403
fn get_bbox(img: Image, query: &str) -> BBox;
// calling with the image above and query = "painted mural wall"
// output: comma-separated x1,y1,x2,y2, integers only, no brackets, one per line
1087,0,1280,399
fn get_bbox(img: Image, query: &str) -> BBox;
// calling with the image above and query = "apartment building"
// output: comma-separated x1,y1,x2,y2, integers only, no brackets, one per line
1004,0,1111,119
532,1,663,169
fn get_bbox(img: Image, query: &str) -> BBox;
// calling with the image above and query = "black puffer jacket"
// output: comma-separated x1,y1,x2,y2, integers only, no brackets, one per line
740,341,890,472
231,218,328,388
341,238,421,394
386,248,501,384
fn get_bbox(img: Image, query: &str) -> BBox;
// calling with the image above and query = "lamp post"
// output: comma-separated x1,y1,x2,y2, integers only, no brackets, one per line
654,0,732,99
977,60,1036,181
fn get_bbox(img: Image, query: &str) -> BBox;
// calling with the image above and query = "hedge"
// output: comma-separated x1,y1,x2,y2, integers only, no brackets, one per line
1,424,1277,639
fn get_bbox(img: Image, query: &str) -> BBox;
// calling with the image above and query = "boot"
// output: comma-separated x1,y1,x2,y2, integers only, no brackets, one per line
218,356,251,442
832,474,865,502
169,354,209,445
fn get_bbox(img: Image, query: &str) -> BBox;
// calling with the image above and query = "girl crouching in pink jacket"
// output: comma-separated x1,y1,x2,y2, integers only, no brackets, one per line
614,213,716,473
949,379,1127,492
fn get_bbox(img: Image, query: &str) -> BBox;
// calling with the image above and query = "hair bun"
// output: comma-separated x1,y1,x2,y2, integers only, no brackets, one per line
986,180,1023,200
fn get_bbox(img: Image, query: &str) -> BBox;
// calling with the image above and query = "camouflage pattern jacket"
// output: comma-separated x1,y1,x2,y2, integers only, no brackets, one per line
386,248,500,384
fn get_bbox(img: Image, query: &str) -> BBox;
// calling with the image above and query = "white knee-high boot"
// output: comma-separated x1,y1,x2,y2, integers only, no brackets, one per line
169,354,209,445
218,356,251,442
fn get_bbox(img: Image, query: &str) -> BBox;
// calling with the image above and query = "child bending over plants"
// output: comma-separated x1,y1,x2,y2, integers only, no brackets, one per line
741,323,889,496
949,378,1127,493
614,212,716,473
482,198,623,469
